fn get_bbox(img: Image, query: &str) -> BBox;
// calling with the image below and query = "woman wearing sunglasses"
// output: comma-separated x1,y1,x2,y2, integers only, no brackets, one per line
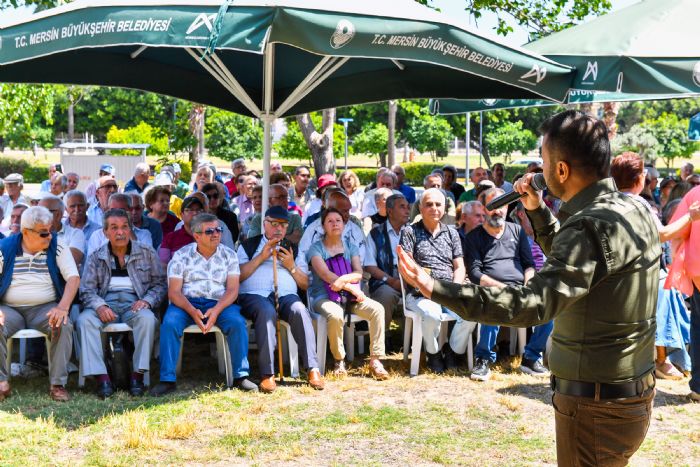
202,182,239,243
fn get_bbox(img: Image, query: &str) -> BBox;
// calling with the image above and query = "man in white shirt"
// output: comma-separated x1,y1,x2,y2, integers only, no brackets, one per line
0,206,79,402
238,206,324,393
86,194,152,256
0,174,28,224
87,176,118,225
39,194,85,268
150,213,256,396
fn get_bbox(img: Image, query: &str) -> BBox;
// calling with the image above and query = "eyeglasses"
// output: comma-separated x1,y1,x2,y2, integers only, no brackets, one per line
183,208,203,214
199,227,223,235
269,195,288,200
29,229,51,238
264,220,288,229
206,192,220,200
99,184,118,190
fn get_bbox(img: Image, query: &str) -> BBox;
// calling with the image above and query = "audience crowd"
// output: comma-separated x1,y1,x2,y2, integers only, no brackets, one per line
0,155,698,402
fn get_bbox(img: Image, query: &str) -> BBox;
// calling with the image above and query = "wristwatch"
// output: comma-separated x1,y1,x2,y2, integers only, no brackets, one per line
381,275,389,283
290,266,297,274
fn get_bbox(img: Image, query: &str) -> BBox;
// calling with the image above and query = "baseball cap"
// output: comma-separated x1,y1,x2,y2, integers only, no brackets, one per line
317,174,337,190
181,195,204,211
172,163,182,174
264,206,290,222
98,175,118,189
154,172,174,187
4,173,23,184
99,164,115,175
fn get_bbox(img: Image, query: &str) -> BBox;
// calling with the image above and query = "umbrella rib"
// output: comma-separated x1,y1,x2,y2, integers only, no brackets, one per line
274,56,334,116
391,59,405,71
276,57,349,117
208,52,262,116
130,46,148,59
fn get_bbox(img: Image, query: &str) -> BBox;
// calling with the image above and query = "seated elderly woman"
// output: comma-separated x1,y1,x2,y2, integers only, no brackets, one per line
308,207,389,379
145,185,180,236
0,206,79,402
78,208,166,398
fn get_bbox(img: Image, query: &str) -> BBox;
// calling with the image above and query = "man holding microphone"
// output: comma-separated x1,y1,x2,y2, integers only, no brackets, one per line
398,110,660,466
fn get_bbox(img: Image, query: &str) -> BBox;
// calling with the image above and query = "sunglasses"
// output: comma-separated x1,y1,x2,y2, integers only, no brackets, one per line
29,229,51,238
265,219,288,228
199,227,223,235
206,192,220,200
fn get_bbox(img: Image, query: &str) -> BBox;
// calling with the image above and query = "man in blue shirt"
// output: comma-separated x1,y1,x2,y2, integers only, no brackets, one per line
391,165,416,204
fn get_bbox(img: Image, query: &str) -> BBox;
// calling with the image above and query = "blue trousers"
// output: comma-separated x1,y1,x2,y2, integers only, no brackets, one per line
476,322,553,363
238,293,318,375
689,287,700,393
159,297,250,382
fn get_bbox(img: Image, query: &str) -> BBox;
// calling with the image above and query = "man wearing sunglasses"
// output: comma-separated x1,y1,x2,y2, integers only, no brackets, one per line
238,206,324,393
151,213,256,395
0,206,80,402
87,176,118,225
246,184,302,246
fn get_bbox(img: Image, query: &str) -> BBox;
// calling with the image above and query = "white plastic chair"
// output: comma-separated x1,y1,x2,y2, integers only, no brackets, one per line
176,325,233,387
245,319,300,378
77,322,151,388
6,329,51,379
399,275,476,376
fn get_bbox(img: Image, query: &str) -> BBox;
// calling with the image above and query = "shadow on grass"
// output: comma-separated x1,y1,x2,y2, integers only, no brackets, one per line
0,339,239,430
496,382,551,404
652,387,696,408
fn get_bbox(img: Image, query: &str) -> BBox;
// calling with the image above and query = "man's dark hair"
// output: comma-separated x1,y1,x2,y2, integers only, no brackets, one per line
103,208,132,232
386,193,406,210
539,110,610,179
295,165,310,176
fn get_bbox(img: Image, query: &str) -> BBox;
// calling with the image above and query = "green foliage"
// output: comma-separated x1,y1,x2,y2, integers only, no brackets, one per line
276,115,345,161
205,109,263,161
0,157,47,182
352,122,388,164
347,168,380,186
483,120,537,164
617,97,700,132
401,162,444,186
612,124,659,162
4,124,54,150
155,157,192,183
641,113,699,168
0,84,55,135
23,164,50,183
106,121,169,155
405,115,452,160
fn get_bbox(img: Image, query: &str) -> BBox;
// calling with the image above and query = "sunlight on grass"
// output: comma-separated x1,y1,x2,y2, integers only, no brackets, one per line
122,411,160,450
497,394,524,412
161,419,196,440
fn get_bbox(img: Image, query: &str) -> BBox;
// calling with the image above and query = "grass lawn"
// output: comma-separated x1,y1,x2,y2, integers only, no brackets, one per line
1,341,698,466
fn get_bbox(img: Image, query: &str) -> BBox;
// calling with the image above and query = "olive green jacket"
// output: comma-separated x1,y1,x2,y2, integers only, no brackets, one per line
431,178,660,383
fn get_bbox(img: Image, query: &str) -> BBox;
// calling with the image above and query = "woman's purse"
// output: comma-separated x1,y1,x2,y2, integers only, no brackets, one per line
324,253,358,324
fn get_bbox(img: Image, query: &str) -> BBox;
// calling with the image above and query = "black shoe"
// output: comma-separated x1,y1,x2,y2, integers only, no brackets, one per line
150,382,177,397
426,350,445,374
520,358,550,377
129,377,145,397
470,358,491,381
232,377,259,392
95,380,114,399
442,344,463,370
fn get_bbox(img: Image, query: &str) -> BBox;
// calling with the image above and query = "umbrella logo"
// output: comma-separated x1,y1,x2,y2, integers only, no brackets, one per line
187,13,216,35
519,64,547,85
480,99,498,107
330,20,355,49
582,61,598,83
693,62,700,87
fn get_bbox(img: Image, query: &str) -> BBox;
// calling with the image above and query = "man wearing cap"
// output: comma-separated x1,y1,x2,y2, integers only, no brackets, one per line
158,195,204,265
458,167,488,204
0,174,28,224
302,174,338,227
238,206,325,392
225,158,247,198
247,184,302,246
124,163,151,195
87,175,118,224
151,213,256,395
85,164,116,204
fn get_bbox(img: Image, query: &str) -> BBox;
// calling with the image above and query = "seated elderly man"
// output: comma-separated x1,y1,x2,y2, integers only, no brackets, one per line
63,190,102,243
458,200,485,241
0,206,79,401
399,188,476,373
87,194,152,255
362,187,393,235
158,195,204,265
39,194,85,268
247,184,303,246
410,173,457,225
151,213,256,396
8,203,29,236
238,206,324,392
78,208,165,398
364,193,410,351
49,173,68,198
127,193,162,250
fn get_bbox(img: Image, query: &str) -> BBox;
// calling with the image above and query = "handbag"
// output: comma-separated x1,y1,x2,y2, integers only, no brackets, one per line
323,253,358,325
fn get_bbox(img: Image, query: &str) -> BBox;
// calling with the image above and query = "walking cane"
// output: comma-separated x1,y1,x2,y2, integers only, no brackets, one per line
271,249,285,382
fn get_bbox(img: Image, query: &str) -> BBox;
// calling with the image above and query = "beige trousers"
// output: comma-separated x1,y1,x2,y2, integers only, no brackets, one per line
313,297,385,361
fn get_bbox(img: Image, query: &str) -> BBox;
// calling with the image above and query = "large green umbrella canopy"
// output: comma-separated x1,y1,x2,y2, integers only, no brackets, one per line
429,90,697,114
0,0,574,213
525,0,700,95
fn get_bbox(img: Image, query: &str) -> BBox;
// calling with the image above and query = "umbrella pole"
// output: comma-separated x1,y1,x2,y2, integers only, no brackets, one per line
271,250,284,382
465,112,470,185
261,115,273,227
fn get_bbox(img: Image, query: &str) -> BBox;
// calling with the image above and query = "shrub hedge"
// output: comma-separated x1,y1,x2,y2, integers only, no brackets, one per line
0,158,49,183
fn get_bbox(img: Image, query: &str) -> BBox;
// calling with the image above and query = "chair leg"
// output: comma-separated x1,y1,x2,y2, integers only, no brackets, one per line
403,316,413,361
6,338,13,381
176,335,185,376
314,315,327,375
345,323,355,362
281,322,299,378
467,328,474,371
357,333,366,356
410,317,423,377
44,336,52,379
215,332,226,376
518,328,527,356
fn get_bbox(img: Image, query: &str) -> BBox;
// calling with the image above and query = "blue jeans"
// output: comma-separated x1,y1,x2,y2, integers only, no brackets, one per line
475,325,500,362
159,297,250,382
689,287,700,393
523,321,553,362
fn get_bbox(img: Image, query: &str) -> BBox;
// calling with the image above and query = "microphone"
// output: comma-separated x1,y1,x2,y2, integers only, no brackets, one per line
485,173,547,211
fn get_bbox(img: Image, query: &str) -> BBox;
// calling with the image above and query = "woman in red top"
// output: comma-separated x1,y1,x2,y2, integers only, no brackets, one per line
145,186,180,236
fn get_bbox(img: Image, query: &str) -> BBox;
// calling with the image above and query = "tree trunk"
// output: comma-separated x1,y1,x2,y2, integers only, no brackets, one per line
297,109,336,176
387,100,397,167
67,102,75,142
603,101,620,140
188,104,206,169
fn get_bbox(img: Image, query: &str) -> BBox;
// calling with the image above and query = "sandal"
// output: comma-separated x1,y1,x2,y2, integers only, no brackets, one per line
369,359,389,381
655,361,684,380
333,360,348,377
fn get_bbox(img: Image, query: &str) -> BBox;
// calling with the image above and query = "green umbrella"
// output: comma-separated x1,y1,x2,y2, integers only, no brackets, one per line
0,0,574,214
429,90,698,114
524,0,700,95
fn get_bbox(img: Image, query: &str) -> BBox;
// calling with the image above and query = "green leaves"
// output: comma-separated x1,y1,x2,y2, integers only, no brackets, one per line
405,113,452,159
204,109,263,161
352,122,388,163
640,113,699,168
483,120,536,164
0,83,55,135
106,121,169,155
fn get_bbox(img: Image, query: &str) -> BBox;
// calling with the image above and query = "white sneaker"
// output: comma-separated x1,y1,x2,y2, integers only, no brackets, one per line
470,358,491,382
